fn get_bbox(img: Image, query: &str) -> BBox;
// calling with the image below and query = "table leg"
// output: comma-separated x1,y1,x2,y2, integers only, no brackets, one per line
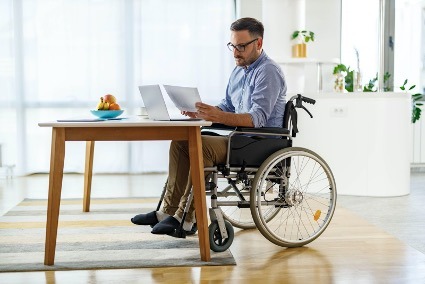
83,141,95,212
188,127,211,261
44,128,66,265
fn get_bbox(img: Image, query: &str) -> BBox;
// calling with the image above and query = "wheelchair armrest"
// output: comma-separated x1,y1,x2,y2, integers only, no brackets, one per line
235,127,290,135
203,124,289,135
202,124,290,138
201,123,237,137
201,123,237,131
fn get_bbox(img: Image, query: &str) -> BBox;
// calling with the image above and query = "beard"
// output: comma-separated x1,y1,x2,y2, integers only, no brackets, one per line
234,56,247,66
234,49,258,67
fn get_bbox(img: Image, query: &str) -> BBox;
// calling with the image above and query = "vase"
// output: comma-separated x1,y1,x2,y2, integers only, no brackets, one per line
353,71,362,92
292,43,307,58
334,73,345,93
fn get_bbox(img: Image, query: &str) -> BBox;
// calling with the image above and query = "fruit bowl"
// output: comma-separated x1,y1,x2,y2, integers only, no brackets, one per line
90,110,124,119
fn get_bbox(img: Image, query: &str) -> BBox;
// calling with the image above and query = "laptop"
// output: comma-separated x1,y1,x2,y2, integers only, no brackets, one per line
138,85,202,121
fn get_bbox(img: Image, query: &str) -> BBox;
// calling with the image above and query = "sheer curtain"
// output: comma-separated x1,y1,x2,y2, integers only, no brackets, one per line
0,0,235,175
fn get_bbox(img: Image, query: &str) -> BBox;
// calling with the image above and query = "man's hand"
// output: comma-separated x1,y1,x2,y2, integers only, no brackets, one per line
181,111,198,118
195,102,254,127
195,102,222,122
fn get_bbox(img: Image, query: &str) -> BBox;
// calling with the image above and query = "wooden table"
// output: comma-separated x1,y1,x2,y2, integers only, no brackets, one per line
38,118,212,264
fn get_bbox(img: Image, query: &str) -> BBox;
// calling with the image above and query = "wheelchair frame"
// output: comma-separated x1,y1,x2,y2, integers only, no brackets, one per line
157,94,337,252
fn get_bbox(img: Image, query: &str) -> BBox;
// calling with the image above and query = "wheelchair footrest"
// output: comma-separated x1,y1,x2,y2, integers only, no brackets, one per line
167,228,187,239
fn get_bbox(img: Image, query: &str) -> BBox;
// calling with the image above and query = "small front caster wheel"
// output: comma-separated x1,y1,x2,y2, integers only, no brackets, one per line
209,220,234,252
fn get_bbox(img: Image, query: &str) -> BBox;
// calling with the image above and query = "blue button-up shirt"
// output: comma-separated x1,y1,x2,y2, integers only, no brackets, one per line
218,51,286,128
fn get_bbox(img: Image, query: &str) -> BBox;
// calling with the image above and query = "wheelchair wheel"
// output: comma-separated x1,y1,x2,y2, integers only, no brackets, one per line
250,147,337,247
209,220,234,252
215,177,257,229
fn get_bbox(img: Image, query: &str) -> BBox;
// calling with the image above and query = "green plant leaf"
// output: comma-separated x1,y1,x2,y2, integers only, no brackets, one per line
347,72,422,123
291,31,299,40
291,30,315,42
412,106,422,123
384,72,391,82
344,68,354,92
333,64,347,74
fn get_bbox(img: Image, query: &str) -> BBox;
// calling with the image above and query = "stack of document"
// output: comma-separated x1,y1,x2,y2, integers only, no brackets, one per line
138,84,203,121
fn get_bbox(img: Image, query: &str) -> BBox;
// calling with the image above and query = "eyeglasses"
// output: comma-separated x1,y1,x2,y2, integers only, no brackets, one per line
227,38,258,52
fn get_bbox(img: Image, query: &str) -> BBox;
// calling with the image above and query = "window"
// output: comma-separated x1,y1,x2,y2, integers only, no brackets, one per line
0,0,235,175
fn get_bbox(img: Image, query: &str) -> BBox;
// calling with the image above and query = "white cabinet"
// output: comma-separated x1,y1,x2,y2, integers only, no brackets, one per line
293,92,411,196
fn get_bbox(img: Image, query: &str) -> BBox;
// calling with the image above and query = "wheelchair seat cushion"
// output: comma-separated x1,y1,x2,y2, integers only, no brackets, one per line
229,135,292,167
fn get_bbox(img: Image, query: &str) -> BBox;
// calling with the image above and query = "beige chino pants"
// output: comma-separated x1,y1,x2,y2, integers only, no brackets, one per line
161,135,228,222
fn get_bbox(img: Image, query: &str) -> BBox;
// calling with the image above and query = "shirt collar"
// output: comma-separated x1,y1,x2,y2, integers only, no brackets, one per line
244,50,266,73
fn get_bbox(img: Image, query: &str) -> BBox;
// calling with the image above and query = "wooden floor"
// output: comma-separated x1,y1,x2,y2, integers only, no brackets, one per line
1,173,425,283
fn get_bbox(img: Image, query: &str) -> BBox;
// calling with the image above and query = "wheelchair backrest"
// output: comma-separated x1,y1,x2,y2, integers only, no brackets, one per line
283,100,298,137
283,94,315,137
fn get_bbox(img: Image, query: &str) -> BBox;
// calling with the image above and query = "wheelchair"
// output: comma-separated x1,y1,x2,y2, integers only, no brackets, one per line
156,94,337,252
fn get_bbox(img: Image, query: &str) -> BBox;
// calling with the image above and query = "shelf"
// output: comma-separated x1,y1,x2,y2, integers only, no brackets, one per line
277,58,340,65
277,58,341,92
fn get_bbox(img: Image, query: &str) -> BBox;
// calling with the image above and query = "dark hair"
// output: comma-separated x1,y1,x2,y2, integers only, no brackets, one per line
230,17,264,39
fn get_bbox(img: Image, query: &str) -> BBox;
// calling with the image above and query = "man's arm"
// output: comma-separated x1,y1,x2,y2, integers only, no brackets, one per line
195,102,254,127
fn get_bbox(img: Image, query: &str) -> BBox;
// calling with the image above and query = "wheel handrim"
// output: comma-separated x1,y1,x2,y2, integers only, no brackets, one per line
251,148,337,246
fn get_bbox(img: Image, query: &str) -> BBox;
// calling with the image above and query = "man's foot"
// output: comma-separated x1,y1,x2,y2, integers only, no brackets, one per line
151,216,197,236
131,211,159,226
151,216,180,234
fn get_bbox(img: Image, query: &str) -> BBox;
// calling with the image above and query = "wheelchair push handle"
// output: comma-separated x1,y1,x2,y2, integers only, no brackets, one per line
301,96,316,105
293,94,315,105
291,94,315,118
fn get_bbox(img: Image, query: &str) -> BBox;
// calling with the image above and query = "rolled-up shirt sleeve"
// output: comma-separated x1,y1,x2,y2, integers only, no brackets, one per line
217,97,233,112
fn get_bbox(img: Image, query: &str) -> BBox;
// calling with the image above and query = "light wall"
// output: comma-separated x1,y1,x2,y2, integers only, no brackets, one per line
236,0,342,94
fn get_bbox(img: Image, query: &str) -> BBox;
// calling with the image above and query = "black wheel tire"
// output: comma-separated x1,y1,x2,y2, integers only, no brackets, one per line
209,220,234,252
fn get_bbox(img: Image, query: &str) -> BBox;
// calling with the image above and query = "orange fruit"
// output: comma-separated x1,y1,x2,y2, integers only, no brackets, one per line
109,103,121,110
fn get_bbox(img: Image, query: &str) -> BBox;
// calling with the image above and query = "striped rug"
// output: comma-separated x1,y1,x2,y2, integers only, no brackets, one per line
0,198,236,272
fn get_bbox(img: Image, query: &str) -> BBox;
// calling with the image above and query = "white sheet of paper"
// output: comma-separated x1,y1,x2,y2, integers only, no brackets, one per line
163,85,202,112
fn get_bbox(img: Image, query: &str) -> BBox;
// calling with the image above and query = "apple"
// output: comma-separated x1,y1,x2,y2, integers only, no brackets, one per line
103,94,116,104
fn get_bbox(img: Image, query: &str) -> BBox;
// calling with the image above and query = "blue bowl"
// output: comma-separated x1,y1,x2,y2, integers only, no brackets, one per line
90,110,124,119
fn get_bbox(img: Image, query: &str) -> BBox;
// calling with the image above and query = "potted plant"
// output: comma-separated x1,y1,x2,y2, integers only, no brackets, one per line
333,64,348,93
400,79,423,123
332,63,423,123
291,30,315,58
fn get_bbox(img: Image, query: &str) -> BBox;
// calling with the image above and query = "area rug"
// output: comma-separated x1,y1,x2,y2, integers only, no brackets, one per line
0,198,236,272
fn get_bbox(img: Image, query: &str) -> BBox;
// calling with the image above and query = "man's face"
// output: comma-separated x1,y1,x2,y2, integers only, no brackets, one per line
229,30,262,67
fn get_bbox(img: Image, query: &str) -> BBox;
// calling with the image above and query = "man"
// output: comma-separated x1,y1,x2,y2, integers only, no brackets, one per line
131,17,286,235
